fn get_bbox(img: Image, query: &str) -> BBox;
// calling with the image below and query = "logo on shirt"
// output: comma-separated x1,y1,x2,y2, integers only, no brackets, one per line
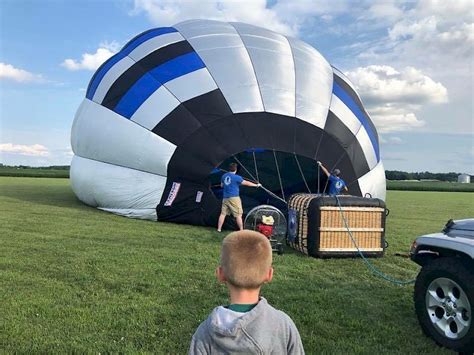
224,176,232,185
335,180,343,189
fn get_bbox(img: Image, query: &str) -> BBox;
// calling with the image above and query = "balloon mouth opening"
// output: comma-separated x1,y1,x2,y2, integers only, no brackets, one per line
208,149,329,213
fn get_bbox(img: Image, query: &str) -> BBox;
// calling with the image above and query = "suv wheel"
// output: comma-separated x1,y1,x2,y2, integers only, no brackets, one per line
414,257,474,353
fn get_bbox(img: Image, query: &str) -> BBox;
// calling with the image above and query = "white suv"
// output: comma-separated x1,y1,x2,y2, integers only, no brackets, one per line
410,219,474,353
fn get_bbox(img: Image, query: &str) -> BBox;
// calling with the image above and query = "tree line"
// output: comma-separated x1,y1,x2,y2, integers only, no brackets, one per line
0,164,470,182
0,164,69,170
385,170,469,182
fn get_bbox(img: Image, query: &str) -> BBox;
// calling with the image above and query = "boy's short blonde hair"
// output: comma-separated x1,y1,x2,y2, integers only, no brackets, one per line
220,230,272,289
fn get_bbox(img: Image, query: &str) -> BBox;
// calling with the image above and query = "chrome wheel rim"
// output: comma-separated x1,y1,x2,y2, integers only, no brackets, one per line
426,277,471,340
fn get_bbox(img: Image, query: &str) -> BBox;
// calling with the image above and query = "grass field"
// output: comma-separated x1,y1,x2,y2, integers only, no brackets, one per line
386,180,474,192
1,177,473,353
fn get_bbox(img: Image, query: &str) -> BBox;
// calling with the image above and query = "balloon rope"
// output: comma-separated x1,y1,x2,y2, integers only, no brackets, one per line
323,176,330,193
231,156,287,204
294,153,311,193
252,151,259,182
317,163,321,195
273,150,285,200
260,185,287,204
232,155,258,182
335,195,415,286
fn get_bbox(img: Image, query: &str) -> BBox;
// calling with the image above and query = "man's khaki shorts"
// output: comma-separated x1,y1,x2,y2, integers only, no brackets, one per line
221,197,243,217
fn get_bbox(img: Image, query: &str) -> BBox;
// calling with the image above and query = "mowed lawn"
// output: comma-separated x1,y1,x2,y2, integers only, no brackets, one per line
1,177,473,354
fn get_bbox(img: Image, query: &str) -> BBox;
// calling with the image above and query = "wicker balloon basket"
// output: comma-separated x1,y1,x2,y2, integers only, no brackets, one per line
287,194,387,257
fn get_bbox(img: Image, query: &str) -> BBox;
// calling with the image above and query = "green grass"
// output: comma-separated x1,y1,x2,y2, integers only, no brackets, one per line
1,177,473,353
387,180,474,192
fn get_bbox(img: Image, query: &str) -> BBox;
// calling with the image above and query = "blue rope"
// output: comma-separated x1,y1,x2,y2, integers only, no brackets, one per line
334,195,416,286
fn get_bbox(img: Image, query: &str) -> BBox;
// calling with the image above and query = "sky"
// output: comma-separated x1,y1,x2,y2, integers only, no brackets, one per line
0,0,473,174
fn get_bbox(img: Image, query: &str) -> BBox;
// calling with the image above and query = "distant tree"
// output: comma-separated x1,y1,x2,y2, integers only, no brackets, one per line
385,170,464,182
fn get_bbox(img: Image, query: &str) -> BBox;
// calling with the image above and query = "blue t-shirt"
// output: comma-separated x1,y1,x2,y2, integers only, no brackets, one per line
221,172,244,198
328,175,346,195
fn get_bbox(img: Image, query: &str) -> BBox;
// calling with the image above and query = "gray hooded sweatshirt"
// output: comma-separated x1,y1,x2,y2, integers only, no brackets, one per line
189,297,305,354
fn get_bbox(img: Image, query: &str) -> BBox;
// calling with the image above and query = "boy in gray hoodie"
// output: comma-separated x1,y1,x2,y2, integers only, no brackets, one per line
189,230,304,354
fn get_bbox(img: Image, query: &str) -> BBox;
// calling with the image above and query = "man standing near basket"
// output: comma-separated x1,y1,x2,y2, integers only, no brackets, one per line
317,161,348,195
217,163,261,232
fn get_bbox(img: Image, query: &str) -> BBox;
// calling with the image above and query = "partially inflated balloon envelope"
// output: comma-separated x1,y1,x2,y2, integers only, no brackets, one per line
71,19,386,226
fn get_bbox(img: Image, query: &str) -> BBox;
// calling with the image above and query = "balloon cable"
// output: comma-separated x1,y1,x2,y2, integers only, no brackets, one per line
334,195,416,286
232,155,258,182
317,163,321,195
226,156,287,205
272,150,285,200
294,153,311,193
252,150,259,183
323,168,330,193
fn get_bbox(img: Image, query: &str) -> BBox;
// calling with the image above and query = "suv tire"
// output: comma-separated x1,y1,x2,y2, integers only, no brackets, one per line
414,257,474,353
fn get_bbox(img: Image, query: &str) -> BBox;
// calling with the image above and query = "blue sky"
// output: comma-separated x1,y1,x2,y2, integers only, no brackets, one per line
1,0,473,174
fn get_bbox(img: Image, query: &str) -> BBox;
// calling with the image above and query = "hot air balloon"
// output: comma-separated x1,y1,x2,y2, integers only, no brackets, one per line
70,19,385,227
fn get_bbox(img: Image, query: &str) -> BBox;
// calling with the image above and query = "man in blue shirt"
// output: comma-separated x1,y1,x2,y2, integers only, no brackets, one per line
217,163,260,232
317,161,348,195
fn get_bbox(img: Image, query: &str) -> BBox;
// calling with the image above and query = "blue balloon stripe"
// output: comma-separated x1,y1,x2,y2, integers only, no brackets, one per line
332,81,380,162
114,74,161,118
121,27,178,56
148,51,205,83
85,27,178,100
113,52,206,119
86,52,126,100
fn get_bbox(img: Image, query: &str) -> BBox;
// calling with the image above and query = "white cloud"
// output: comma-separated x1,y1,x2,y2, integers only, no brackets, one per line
342,1,472,136
52,147,74,157
130,0,355,36
357,1,473,85
0,143,73,166
271,0,350,30
369,109,424,133
345,65,448,133
0,63,45,83
131,0,296,35
61,42,120,71
346,65,448,105
416,0,473,22
367,1,404,21
0,129,73,167
380,136,403,145
0,145,74,166
388,17,473,60
0,143,49,157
